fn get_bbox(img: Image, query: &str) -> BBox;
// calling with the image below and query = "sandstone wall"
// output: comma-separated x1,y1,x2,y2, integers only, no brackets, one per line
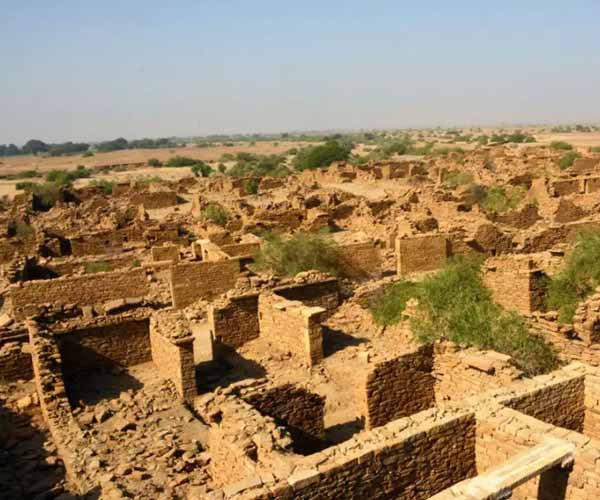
0,343,33,382
240,383,325,449
530,313,600,366
273,279,339,316
336,241,382,281
58,319,151,376
149,327,195,402
244,410,477,500
501,372,585,431
151,245,179,263
584,372,600,440
396,234,448,275
169,258,241,309
483,256,546,315
208,293,260,350
129,190,178,209
9,268,149,320
359,345,435,429
258,294,325,367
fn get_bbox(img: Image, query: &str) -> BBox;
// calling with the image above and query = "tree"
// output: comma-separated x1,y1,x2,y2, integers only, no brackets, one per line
22,139,48,155
294,141,352,171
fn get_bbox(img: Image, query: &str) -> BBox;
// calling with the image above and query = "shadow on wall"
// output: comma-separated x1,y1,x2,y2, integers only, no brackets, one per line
59,345,144,407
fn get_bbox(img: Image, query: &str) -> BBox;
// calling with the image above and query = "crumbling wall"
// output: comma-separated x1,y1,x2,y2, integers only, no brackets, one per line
242,410,477,500
28,323,96,494
240,383,325,450
58,318,151,376
396,234,448,274
273,278,339,316
258,294,325,367
433,346,521,402
129,190,178,209
151,244,179,263
0,342,33,381
9,268,149,320
500,371,585,432
149,313,195,402
69,230,124,256
208,292,260,350
358,345,435,429
194,395,294,488
483,256,547,315
169,258,241,309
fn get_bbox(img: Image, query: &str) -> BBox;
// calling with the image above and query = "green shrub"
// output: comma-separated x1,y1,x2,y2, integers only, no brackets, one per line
441,169,473,189
590,146,600,153
148,158,162,167
547,231,600,323
244,178,259,194
294,141,352,171
201,204,229,227
482,186,525,214
14,170,39,179
89,179,115,195
558,151,580,170
191,162,213,177
368,279,420,326
165,156,198,167
84,261,110,274
45,166,91,185
82,151,94,157
251,231,340,277
218,163,226,173
550,141,573,151
369,257,557,376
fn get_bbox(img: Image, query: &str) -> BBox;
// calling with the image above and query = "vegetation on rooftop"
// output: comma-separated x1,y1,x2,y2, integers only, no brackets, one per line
368,256,558,376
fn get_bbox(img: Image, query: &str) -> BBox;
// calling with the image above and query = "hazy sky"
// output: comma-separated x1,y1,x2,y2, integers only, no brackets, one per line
1,1,599,145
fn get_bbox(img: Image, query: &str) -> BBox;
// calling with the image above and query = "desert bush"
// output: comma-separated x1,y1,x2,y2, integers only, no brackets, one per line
165,156,198,167
90,179,115,195
369,257,557,376
590,146,600,153
45,166,91,185
13,170,39,179
244,178,259,194
191,162,213,177
148,158,162,167
547,231,600,323
82,151,94,157
294,141,352,171
369,279,420,326
558,151,580,170
252,231,340,277
201,204,229,227
550,141,573,151
441,169,473,189
482,186,525,214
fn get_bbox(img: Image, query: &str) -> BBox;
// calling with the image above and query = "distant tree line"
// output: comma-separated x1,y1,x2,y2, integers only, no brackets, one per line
0,136,181,157
0,139,90,157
